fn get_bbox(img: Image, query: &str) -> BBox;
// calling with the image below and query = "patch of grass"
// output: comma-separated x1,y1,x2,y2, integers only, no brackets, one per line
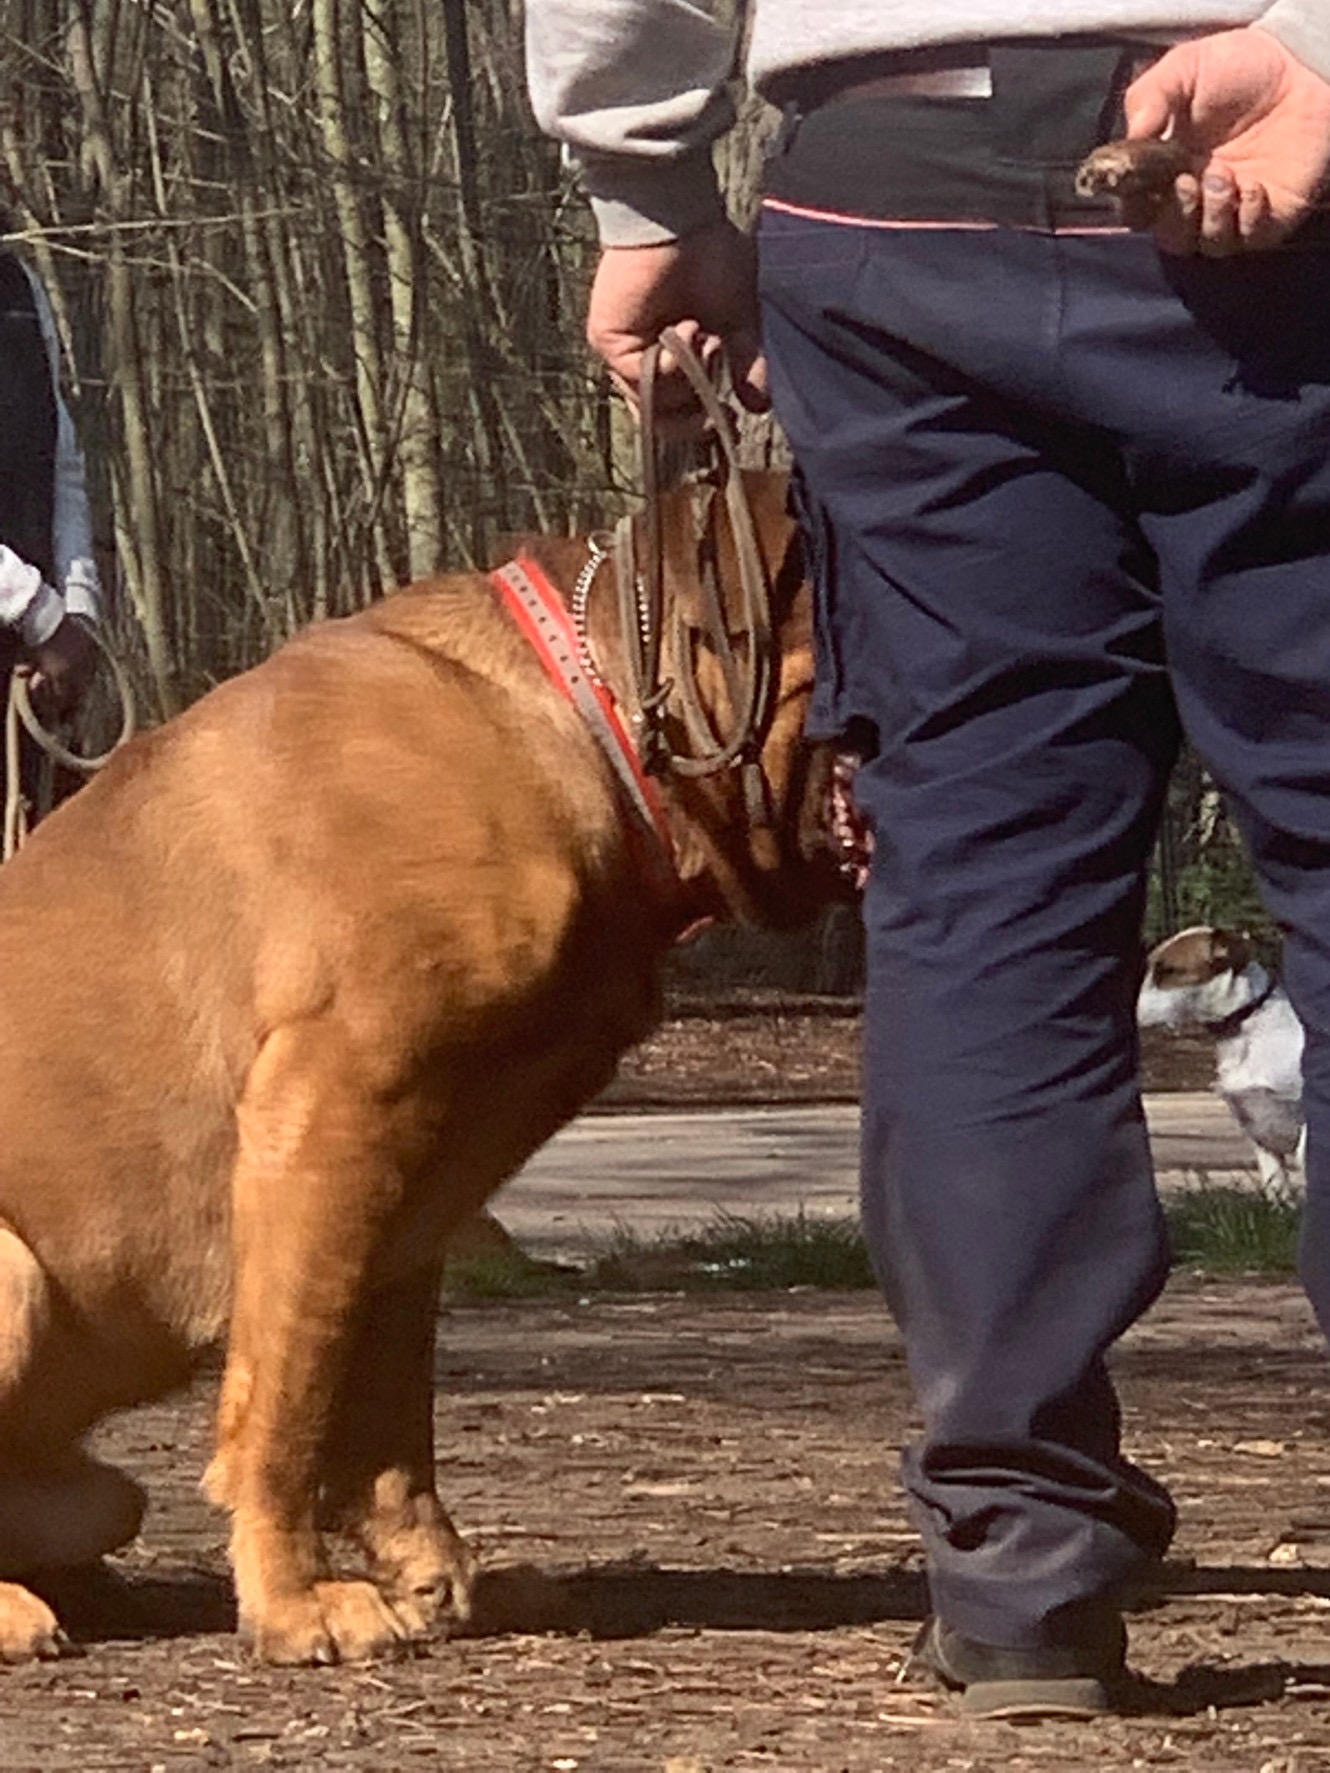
442,1189,1301,1304
1165,1186,1300,1275
441,1253,583,1302
441,1211,877,1301
586,1211,877,1293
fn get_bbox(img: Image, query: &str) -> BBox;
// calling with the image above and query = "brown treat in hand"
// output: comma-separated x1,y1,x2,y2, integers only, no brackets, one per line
1075,136,1197,228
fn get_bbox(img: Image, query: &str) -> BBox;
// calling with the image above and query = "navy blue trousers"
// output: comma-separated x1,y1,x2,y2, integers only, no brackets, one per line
758,129,1330,1646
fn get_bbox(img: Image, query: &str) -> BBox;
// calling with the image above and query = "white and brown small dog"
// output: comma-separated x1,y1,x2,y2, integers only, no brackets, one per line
1138,925,1305,1200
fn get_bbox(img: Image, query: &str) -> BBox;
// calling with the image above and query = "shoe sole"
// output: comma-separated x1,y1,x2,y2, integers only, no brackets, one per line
910,1620,1121,1719
958,1674,1113,1720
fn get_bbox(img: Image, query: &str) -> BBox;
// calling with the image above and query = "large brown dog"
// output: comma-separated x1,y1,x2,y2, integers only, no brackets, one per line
0,469,850,1664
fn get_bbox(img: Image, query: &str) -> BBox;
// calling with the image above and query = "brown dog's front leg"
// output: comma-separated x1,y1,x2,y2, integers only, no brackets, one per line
318,1263,476,1636
210,1023,424,1665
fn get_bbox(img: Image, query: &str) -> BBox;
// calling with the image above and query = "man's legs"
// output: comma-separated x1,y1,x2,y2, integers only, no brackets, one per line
760,214,1182,1658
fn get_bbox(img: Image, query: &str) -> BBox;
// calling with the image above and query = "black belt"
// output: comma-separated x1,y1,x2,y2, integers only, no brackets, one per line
763,38,1170,228
774,36,1169,115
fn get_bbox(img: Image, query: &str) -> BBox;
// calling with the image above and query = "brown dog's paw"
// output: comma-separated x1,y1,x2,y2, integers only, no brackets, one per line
245,1578,416,1665
388,1533,478,1638
0,1582,68,1663
368,1504,477,1636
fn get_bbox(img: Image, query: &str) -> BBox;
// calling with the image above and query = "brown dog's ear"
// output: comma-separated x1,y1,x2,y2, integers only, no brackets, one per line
1209,927,1252,976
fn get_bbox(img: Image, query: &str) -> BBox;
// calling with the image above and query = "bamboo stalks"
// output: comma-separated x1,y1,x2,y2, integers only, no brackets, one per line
66,2,179,716
311,0,394,586
0,0,637,692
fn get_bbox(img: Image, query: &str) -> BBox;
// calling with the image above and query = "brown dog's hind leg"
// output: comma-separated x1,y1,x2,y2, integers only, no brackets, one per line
0,1455,145,1573
318,1263,475,1638
209,1022,432,1665
0,1225,63,1660
0,1224,144,1659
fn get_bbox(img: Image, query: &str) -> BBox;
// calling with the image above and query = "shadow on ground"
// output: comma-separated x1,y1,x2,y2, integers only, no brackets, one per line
31,1553,1330,1723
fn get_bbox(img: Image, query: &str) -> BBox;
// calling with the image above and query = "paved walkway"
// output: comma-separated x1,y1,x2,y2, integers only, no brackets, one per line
497,1092,1258,1258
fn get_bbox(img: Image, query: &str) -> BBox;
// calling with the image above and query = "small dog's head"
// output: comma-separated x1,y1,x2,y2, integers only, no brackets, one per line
1137,924,1258,1033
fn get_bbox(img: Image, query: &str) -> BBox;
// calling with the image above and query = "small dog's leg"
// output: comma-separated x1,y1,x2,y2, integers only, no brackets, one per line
318,1263,476,1637
1253,1145,1302,1206
1255,1146,1283,1196
211,1022,427,1666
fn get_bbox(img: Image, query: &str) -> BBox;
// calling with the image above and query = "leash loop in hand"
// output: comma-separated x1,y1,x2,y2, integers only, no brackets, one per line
3,625,137,860
614,328,777,785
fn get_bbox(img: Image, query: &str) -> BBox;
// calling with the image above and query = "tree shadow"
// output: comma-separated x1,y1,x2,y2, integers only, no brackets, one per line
1125,1659,1330,1717
31,1557,928,1649
28,1561,237,1644
465,1559,927,1639
1116,1560,1330,1716
28,1551,1330,1726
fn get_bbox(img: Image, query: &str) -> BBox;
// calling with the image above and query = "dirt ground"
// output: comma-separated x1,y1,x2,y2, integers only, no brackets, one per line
4,1008,1313,1773
599,1000,1213,1107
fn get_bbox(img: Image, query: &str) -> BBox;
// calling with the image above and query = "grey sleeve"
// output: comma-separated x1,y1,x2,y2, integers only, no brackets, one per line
524,0,744,244
1258,0,1330,82
19,262,104,623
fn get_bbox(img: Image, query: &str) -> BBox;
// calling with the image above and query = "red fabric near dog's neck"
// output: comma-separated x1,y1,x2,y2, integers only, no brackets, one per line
489,555,676,876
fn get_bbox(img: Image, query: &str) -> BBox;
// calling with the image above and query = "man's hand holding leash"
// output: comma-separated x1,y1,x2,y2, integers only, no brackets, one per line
28,615,99,722
585,215,767,429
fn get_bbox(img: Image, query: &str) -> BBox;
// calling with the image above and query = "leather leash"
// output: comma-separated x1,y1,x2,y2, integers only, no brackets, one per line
487,331,783,896
610,329,778,824
3,629,137,860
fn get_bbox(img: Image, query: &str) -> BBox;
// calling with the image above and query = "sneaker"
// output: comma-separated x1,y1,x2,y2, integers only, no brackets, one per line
909,1614,1128,1720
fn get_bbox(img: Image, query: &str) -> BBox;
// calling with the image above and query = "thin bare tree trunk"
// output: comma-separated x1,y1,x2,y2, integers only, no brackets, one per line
440,0,507,560
66,4,179,715
311,0,394,584
363,0,442,578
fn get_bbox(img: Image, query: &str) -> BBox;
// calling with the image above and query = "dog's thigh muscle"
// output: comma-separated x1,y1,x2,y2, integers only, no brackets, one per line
211,1020,431,1665
320,1264,474,1635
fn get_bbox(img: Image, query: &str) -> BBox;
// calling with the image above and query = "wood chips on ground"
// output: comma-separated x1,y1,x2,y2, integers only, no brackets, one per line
3,1277,1329,1772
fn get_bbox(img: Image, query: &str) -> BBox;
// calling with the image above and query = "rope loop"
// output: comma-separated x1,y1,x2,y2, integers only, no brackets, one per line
613,329,778,788
3,624,137,860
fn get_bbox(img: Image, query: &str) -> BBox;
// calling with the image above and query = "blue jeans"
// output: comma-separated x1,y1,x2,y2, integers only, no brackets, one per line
758,128,1330,1647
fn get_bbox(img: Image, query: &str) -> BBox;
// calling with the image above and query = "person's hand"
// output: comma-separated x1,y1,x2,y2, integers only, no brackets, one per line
585,216,768,434
1124,26,1330,255
27,616,99,721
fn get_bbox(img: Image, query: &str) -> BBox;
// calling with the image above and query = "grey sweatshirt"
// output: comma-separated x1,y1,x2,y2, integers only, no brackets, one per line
525,1,1330,243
